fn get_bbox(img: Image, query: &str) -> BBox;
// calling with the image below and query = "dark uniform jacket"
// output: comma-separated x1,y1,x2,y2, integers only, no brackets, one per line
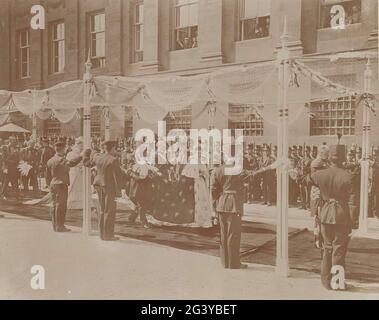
372,161,379,192
40,146,55,167
46,154,82,186
2,146,20,174
21,147,40,167
211,165,247,215
311,166,358,228
86,153,124,196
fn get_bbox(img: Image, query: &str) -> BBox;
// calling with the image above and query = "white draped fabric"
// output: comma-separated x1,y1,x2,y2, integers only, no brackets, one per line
208,63,276,105
92,77,141,106
0,59,368,127
144,75,206,112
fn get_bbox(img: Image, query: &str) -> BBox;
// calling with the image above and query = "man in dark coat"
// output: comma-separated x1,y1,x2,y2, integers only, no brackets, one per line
298,146,313,209
39,138,55,188
311,145,359,290
0,137,21,200
84,140,124,241
21,140,40,191
211,160,248,269
47,142,82,232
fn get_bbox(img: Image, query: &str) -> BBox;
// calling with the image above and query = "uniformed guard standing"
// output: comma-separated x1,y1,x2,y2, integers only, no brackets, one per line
211,159,248,269
310,145,330,249
260,145,275,206
298,146,312,209
84,140,125,241
21,140,39,191
0,137,21,200
311,145,359,290
47,141,83,232
39,138,55,188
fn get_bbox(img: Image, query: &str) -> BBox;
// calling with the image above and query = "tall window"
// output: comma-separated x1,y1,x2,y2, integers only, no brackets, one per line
50,21,65,73
124,106,134,138
133,1,144,62
239,0,270,41
319,0,361,28
310,96,356,136
45,118,61,136
89,12,106,68
164,107,192,135
18,29,30,78
174,0,198,50
91,106,102,137
228,104,264,137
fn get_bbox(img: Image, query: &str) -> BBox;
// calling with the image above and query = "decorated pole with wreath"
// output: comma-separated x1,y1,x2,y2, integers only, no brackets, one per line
82,52,93,236
359,58,373,234
32,89,37,140
276,17,290,277
104,84,111,141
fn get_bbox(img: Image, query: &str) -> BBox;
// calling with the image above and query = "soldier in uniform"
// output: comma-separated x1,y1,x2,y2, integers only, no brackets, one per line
311,145,359,290
39,138,55,188
288,147,300,206
0,137,21,200
260,145,275,206
252,145,263,201
211,158,248,269
84,140,125,240
344,148,361,213
47,141,83,232
243,144,255,203
310,145,330,249
298,146,313,209
21,140,40,191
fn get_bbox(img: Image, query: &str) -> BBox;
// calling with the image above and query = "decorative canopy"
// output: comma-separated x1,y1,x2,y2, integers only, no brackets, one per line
0,54,376,126
0,122,30,133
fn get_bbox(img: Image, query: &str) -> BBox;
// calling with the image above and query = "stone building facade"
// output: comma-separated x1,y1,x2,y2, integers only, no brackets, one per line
0,0,378,146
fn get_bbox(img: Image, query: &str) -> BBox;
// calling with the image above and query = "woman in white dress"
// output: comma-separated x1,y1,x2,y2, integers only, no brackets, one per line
66,137,84,210
183,163,213,228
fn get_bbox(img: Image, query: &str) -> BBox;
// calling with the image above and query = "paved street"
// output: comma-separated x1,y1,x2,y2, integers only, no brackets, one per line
1,211,379,300
244,203,379,239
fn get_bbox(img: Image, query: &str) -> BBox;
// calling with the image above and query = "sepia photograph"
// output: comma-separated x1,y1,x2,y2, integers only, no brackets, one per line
0,0,378,304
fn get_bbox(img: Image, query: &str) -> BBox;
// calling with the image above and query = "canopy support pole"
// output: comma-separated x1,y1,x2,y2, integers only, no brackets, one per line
105,85,111,140
276,16,290,277
32,89,37,140
359,58,372,234
82,54,93,236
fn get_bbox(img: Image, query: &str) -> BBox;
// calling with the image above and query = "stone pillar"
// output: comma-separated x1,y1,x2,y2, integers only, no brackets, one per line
198,0,223,66
82,54,92,236
276,16,290,277
140,0,160,73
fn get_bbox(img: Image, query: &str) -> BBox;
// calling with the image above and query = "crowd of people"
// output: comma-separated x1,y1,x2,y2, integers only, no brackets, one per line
0,135,379,222
243,142,379,220
1,134,378,285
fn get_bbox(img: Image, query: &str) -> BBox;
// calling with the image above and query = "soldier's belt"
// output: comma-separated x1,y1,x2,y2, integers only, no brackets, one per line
223,190,237,194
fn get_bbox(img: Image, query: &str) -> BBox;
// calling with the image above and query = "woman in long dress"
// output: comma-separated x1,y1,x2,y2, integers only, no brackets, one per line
65,137,84,209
